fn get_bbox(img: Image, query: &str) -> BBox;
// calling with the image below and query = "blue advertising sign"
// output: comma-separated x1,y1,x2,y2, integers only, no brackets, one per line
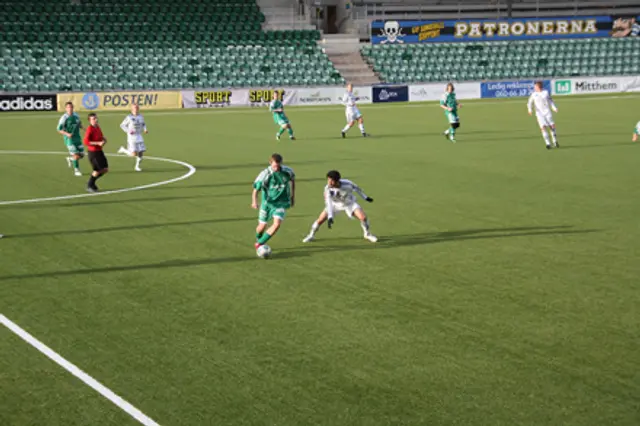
480,80,552,99
372,85,409,103
371,16,616,44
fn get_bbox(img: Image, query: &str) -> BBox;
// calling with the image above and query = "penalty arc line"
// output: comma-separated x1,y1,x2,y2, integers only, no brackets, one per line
0,314,161,426
0,150,196,206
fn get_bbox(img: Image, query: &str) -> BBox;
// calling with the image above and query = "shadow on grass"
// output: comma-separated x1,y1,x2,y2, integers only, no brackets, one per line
193,159,353,171
1,195,208,210
145,177,332,191
0,225,599,281
6,215,310,239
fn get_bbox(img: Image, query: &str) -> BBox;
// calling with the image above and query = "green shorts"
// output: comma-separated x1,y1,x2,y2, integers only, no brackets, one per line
446,112,459,124
259,203,287,223
66,143,85,156
273,114,289,126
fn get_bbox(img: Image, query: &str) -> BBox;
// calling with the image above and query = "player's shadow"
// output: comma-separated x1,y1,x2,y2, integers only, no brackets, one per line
279,225,599,255
193,159,351,171
1,195,207,210
109,168,185,174
0,225,597,281
560,141,636,149
5,215,310,239
461,132,618,143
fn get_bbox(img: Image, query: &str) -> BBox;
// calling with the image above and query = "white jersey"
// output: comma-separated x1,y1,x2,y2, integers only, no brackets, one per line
635,121,640,134
120,114,147,144
527,90,557,117
324,179,368,219
342,91,362,122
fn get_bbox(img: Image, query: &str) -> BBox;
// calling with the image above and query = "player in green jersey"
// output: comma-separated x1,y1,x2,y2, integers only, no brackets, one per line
633,121,640,142
57,101,84,176
252,153,296,250
269,92,295,140
440,83,461,143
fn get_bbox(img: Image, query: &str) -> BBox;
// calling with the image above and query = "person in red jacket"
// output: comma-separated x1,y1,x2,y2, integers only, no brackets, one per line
83,113,109,192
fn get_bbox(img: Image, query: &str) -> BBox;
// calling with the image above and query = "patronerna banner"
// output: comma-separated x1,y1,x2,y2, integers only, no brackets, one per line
552,76,640,95
57,91,182,111
409,82,481,102
371,16,625,44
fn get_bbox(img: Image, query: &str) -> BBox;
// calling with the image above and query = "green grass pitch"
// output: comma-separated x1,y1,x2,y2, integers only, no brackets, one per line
1,94,639,426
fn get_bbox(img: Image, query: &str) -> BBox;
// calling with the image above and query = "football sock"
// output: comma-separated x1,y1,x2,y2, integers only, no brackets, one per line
542,130,551,146
257,232,272,245
342,125,351,133
309,221,320,235
287,127,294,137
72,159,79,169
277,128,285,137
360,219,370,234
358,123,365,134
87,175,96,187
449,126,456,138
551,128,557,144
444,129,450,135
135,154,142,168
256,231,263,240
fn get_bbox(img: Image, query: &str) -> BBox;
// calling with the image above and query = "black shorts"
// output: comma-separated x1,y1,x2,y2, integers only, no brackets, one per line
88,151,109,171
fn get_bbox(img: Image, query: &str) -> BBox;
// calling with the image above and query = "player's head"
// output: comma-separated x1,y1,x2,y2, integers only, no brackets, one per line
446,83,455,93
88,113,98,126
346,83,353,93
65,101,74,114
272,91,280,101
269,153,283,171
131,103,139,115
326,170,341,187
534,81,543,92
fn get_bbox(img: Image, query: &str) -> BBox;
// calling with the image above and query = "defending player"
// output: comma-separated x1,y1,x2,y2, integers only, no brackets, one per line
632,121,640,142
57,101,84,176
252,153,296,249
341,83,367,138
117,103,148,171
440,83,461,143
528,81,559,149
269,92,295,140
302,170,377,243
84,113,109,192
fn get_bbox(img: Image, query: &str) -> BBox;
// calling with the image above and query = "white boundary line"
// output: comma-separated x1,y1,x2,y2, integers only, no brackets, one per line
0,93,637,120
0,314,161,426
0,151,196,206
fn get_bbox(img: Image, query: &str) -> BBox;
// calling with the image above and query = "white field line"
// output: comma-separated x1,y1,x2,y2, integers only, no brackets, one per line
0,94,637,120
0,151,196,206
0,314,161,426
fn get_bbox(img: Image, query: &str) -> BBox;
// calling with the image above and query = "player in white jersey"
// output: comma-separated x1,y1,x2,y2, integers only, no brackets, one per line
527,81,559,149
341,83,368,138
632,121,640,142
302,170,377,243
117,103,148,171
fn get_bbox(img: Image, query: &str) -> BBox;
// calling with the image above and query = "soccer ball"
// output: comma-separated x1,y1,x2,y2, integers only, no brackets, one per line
256,244,272,259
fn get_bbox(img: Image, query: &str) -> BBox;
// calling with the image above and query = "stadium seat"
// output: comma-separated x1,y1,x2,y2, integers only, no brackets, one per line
0,0,339,91
362,37,640,84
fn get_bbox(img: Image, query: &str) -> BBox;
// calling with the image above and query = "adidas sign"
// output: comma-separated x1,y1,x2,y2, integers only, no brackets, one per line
0,95,56,112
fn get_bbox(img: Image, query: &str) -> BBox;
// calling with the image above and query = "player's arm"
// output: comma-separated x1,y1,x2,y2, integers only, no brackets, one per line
142,118,148,134
251,188,259,209
324,188,335,228
120,117,131,134
353,182,374,203
57,117,71,137
251,176,264,209
527,94,534,115
290,179,296,207
439,98,451,112
549,96,558,113
633,127,639,142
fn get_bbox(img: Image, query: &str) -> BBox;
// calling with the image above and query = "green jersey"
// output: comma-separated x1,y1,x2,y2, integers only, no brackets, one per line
57,112,82,145
269,99,289,125
440,92,458,115
253,165,295,208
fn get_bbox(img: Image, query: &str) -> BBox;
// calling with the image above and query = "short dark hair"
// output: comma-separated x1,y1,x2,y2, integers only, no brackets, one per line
326,170,341,181
270,153,283,163
88,113,97,119
65,101,73,107
535,81,544,88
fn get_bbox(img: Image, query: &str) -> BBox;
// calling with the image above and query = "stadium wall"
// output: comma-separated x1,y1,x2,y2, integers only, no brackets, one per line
2,76,640,113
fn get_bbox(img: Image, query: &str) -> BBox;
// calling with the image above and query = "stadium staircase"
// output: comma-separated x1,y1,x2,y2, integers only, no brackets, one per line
321,35,381,85
0,0,345,92
257,0,315,31
361,38,640,84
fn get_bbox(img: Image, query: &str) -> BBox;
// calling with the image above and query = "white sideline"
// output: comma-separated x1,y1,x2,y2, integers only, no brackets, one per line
0,151,196,206
0,93,637,120
0,314,161,426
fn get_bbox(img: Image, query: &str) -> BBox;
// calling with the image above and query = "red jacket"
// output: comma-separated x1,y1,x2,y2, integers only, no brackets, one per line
84,125,105,152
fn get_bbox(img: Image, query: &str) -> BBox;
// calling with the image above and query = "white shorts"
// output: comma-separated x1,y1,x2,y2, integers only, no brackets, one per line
346,107,362,123
127,141,146,153
328,202,361,218
536,113,554,128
